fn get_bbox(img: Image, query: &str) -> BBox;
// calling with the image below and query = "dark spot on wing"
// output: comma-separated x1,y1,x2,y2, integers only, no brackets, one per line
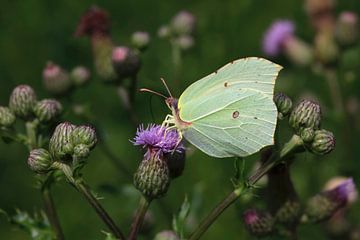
231,61,234,64
232,111,239,119
254,117,258,119
224,82,228,87
255,81,258,83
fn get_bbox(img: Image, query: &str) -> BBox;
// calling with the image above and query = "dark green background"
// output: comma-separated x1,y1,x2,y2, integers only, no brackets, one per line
1,0,360,239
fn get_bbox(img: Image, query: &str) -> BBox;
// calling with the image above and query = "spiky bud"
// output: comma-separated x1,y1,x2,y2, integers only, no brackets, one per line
315,32,339,64
171,11,196,35
28,148,53,174
300,127,315,143
274,92,293,119
70,125,97,149
308,129,335,155
175,35,194,50
0,106,16,127
275,200,301,226
70,66,91,86
134,155,170,200
43,62,72,95
49,122,76,161
335,12,359,46
243,209,274,237
112,46,141,79
303,178,356,223
33,99,62,123
9,85,37,119
131,31,150,51
289,99,321,134
70,125,97,158
164,149,186,179
154,230,180,240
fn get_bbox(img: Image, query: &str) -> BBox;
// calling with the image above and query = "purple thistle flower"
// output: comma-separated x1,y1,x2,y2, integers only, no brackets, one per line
324,178,356,206
262,20,295,56
133,124,185,159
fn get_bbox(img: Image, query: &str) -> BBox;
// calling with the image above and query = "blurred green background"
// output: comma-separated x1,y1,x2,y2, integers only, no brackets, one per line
1,0,360,239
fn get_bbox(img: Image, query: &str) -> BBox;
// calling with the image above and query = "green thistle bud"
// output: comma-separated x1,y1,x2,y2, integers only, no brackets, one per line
158,25,171,38
171,11,196,35
154,230,180,240
300,127,315,143
112,46,141,79
70,125,97,149
175,35,194,50
289,99,321,134
243,209,274,237
164,150,186,179
0,106,16,127
49,122,76,161
42,62,72,95
131,31,150,51
73,144,90,159
70,66,91,87
28,148,53,174
274,92,293,119
9,85,37,119
33,99,62,123
308,129,335,155
134,155,170,200
335,12,359,46
275,200,301,226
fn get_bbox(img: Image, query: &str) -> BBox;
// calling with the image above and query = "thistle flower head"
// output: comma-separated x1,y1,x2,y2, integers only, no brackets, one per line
70,66,91,86
133,124,184,160
0,106,16,127
75,6,110,37
243,209,274,237
131,31,150,51
171,10,196,35
112,46,141,79
28,148,53,174
263,20,295,56
9,85,37,119
34,99,63,123
304,178,356,223
309,129,335,155
324,177,358,205
42,62,72,96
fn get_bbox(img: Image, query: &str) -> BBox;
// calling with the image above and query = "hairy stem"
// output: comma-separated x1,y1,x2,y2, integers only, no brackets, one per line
58,163,125,240
41,186,65,240
128,196,151,240
188,135,304,240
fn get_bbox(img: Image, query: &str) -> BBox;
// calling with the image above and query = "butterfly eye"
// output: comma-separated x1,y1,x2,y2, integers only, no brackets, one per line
232,111,239,119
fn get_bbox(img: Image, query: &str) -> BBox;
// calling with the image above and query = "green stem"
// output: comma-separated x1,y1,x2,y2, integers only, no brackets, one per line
58,163,125,240
25,119,39,150
41,185,65,240
188,135,304,240
127,196,151,240
0,127,27,144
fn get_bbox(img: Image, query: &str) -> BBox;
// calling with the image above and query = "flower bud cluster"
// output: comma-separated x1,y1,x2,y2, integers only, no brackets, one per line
289,99,335,155
27,122,97,174
43,62,91,95
0,85,63,127
158,10,196,50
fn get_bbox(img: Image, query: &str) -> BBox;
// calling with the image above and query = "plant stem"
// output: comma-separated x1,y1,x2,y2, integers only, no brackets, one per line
188,188,244,240
188,135,304,240
128,196,151,240
25,119,39,150
58,163,125,240
42,185,65,240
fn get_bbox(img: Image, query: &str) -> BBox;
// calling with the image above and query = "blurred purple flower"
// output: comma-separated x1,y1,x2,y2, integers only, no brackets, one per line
324,178,356,206
262,20,295,56
133,124,184,159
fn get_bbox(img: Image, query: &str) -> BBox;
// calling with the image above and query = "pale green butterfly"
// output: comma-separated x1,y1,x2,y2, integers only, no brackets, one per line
143,57,282,158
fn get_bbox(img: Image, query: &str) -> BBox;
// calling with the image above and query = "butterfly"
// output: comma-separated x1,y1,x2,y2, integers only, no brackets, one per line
142,57,282,158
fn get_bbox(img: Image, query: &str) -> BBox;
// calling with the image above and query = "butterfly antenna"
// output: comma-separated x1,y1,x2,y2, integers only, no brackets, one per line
139,88,167,99
160,78,173,98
